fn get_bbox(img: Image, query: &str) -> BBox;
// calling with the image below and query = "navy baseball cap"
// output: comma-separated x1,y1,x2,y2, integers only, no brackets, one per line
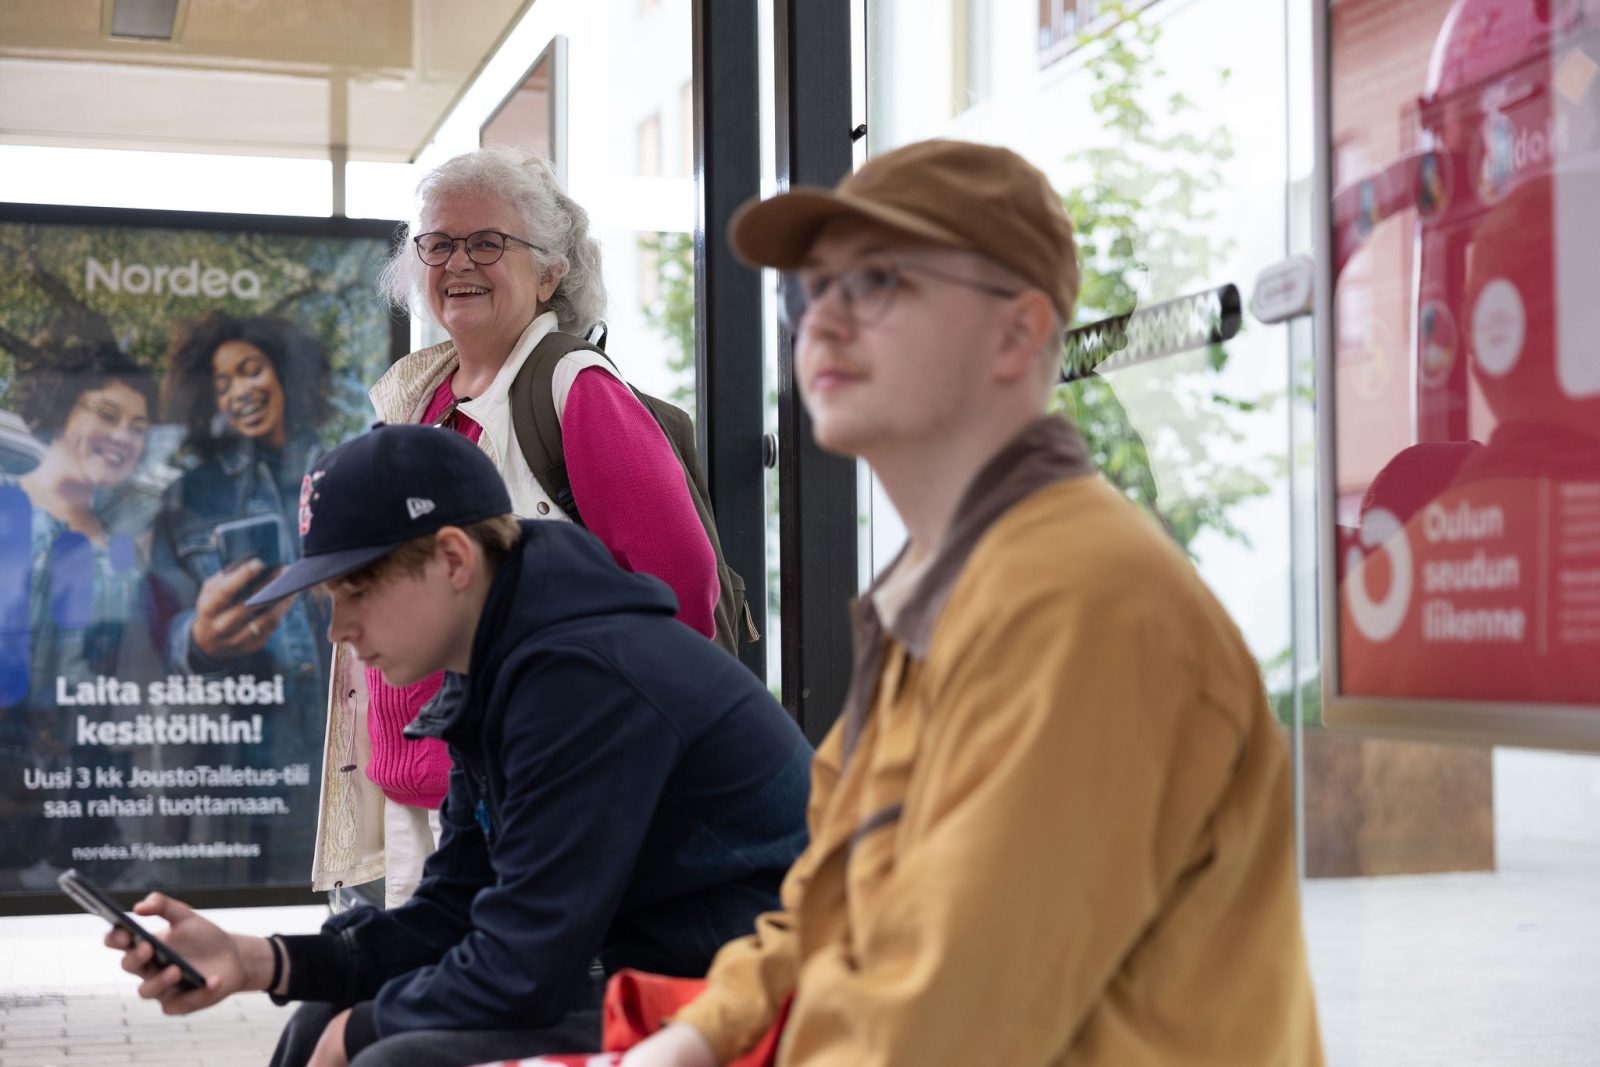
246,423,512,607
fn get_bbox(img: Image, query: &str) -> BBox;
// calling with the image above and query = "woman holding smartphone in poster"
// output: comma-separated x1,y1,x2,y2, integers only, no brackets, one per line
0,334,158,890
310,146,720,909
147,313,333,757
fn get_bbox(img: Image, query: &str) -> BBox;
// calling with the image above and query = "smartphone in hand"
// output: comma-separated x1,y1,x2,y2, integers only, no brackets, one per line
216,514,284,571
57,869,206,991
214,514,286,602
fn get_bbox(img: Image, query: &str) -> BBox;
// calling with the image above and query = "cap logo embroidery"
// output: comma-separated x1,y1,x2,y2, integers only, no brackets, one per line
298,471,325,536
406,497,436,520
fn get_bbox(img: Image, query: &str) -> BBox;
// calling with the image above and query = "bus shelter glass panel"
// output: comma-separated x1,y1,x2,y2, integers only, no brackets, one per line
865,0,1296,739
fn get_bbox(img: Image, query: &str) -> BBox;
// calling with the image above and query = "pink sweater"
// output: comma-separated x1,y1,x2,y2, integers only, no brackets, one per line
364,366,719,809
364,672,451,807
565,368,719,637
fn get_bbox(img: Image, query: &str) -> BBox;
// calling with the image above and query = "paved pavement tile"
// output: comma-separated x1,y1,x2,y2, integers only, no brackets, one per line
4,866,1598,1066
0,1050,73,1067
1,905,316,1066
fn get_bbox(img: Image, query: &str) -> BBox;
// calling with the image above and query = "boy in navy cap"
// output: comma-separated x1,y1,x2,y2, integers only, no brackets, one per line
103,423,812,1067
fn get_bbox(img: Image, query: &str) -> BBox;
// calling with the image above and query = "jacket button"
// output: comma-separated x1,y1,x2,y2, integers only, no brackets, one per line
536,502,550,515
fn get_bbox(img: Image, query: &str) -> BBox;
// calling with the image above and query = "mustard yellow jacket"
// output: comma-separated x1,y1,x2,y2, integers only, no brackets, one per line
676,417,1323,1066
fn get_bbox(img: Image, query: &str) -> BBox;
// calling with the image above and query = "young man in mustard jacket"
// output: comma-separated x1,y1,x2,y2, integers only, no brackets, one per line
622,137,1324,1067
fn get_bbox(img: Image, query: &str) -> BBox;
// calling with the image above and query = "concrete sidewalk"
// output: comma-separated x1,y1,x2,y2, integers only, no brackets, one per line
5,854,1599,1067
0,904,325,1067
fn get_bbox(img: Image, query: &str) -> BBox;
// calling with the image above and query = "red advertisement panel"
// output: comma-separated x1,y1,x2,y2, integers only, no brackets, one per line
1329,0,1600,724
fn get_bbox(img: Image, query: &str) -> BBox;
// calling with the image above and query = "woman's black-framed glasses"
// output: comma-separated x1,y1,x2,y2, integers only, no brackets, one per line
412,230,548,267
780,259,1021,333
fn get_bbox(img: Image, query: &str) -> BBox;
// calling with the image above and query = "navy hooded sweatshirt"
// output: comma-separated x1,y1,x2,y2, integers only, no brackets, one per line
278,519,811,1045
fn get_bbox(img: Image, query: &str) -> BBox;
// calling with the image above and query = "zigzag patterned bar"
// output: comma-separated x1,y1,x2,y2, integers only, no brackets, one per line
1060,283,1242,383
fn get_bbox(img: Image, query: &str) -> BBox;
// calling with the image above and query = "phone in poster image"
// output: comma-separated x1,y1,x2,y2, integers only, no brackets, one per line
214,514,285,604
57,869,206,991
215,514,284,573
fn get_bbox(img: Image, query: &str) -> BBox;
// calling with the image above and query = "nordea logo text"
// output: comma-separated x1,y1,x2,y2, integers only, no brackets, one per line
85,256,262,299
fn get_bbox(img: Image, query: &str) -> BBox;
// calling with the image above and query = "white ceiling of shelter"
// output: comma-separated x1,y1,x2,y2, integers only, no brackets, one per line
0,0,532,162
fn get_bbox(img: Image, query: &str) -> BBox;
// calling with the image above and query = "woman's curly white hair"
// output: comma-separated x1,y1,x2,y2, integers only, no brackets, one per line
378,146,607,335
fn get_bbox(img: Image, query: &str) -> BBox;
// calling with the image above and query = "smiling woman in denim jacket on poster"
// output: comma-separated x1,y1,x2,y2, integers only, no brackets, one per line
147,313,333,764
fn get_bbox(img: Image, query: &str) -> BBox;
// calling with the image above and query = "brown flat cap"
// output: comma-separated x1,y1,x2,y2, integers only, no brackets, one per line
729,138,1080,320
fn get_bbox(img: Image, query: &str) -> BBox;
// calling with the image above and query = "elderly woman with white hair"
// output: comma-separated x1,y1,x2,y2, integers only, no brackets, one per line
311,147,719,908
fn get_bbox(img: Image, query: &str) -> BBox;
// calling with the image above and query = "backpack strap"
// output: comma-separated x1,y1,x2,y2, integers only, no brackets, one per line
508,330,758,653
507,331,607,525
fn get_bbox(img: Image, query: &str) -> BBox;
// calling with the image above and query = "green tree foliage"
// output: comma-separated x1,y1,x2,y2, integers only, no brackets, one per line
1051,0,1274,554
637,230,697,412
1262,645,1324,728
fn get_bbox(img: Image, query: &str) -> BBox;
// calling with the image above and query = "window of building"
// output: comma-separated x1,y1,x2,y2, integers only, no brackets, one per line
1038,0,1150,64
636,112,662,178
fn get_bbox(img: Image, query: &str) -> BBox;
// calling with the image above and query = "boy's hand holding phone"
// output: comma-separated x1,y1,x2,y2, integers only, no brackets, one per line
64,871,277,1015
104,893,262,1014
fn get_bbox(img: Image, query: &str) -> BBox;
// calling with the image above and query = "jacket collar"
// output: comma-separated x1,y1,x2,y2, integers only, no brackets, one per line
840,415,1094,765
214,434,318,481
401,523,529,744
369,338,455,424
367,312,560,428
455,312,559,430
402,671,467,741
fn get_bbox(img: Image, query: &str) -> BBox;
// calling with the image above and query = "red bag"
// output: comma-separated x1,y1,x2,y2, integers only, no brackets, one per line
476,969,788,1067
604,970,787,1067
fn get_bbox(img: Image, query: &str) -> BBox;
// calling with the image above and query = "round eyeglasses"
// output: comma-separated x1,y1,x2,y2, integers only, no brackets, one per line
780,258,1022,333
412,230,548,267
